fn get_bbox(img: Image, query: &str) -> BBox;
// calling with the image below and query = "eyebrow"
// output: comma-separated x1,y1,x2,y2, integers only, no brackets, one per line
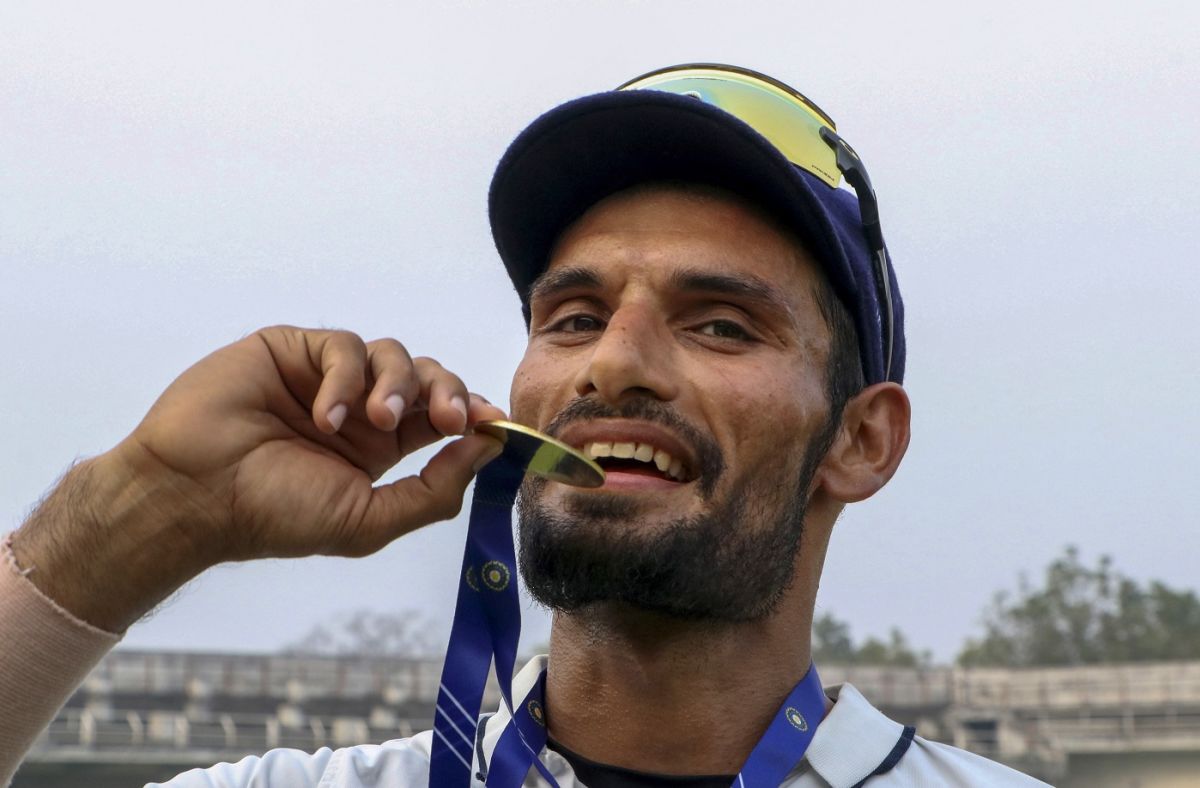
527,264,797,328
528,266,603,305
668,268,794,319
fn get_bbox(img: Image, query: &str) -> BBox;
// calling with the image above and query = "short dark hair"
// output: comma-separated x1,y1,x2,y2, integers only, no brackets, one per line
812,270,866,422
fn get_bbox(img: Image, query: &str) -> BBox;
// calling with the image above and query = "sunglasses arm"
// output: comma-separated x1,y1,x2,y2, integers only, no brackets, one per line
820,127,894,380
819,127,885,254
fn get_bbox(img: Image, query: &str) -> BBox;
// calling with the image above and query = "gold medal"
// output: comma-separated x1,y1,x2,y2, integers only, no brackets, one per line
473,420,604,488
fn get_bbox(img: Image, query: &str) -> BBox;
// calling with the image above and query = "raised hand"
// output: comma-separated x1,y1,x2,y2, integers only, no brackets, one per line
12,326,505,631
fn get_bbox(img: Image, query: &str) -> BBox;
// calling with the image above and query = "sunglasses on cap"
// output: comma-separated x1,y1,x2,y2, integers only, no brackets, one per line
617,63,896,382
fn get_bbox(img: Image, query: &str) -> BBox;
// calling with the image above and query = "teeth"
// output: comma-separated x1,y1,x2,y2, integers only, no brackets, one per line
580,441,687,482
587,442,612,459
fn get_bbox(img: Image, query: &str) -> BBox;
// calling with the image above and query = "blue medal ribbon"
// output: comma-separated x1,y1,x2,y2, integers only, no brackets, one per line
430,459,528,786
431,457,828,788
485,671,560,787
729,663,825,787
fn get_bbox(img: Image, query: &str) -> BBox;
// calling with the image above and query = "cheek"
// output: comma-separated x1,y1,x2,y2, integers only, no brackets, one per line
711,360,828,461
510,352,570,428
509,357,537,425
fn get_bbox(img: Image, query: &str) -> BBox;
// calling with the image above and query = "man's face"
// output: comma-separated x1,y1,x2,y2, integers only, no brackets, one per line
510,184,840,621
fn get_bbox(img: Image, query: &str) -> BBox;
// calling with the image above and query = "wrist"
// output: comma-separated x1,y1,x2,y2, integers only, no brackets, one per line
11,443,220,633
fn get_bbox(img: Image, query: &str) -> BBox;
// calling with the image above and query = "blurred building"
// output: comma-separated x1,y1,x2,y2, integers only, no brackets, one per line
15,651,1200,786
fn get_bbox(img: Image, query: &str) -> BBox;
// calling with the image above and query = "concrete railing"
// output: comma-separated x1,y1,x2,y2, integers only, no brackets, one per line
953,661,1200,710
38,706,420,759
86,651,452,703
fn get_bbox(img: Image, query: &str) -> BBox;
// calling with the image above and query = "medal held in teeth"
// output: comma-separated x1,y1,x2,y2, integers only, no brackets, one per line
473,420,605,488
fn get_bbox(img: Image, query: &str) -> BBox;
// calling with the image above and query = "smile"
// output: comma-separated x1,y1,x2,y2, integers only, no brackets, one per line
581,441,688,482
555,418,702,488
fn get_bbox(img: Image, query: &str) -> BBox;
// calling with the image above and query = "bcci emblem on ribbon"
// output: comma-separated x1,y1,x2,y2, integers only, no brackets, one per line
464,566,480,592
481,560,511,592
528,699,545,726
785,706,808,732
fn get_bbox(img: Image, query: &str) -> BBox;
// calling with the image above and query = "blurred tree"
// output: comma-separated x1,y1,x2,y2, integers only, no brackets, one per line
855,629,929,668
958,546,1200,666
812,611,855,663
812,611,931,667
284,609,438,657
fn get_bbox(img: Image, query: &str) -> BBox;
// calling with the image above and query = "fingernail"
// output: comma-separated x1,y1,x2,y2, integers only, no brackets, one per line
327,403,348,432
385,394,406,427
472,441,504,473
450,395,468,424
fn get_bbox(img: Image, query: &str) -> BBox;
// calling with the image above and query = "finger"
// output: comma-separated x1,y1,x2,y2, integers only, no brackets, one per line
467,393,508,426
334,391,509,474
391,394,505,458
349,433,504,553
394,408,450,457
311,332,370,434
413,357,471,437
364,338,420,431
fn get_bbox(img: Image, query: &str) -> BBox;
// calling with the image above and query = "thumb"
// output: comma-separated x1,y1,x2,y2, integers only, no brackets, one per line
351,433,504,552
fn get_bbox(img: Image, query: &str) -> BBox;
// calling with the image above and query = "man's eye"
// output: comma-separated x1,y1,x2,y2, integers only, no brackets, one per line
555,314,604,332
697,320,751,340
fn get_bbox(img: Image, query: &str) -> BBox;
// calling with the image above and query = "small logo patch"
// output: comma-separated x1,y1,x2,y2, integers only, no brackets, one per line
464,566,479,592
528,699,545,726
785,707,808,732
481,560,511,592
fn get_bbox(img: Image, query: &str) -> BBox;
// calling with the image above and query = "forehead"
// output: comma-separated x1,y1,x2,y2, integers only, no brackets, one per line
540,183,824,309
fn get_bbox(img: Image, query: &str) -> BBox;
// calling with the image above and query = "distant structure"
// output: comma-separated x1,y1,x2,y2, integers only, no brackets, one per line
16,651,1200,787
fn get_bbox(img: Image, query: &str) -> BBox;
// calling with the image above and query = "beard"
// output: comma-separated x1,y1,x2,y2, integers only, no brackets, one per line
516,396,839,623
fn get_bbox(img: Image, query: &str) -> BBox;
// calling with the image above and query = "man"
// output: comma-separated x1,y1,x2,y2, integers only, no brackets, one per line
0,65,1046,786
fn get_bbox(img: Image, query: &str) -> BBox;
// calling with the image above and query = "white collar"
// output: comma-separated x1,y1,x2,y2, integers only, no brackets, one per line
804,682,906,788
477,657,906,788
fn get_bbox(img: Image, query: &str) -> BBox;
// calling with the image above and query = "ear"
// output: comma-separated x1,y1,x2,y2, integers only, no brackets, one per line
815,382,911,503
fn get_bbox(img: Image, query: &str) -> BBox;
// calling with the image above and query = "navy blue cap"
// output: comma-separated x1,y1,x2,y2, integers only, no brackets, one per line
488,89,905,385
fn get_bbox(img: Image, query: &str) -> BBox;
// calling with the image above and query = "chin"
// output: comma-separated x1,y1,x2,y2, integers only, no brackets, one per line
516,480,803,623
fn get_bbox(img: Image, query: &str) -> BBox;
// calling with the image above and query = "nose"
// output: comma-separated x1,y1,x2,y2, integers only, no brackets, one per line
572,303,680,405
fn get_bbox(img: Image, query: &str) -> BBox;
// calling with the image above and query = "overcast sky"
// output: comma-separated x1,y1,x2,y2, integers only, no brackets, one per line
2,0,1197,663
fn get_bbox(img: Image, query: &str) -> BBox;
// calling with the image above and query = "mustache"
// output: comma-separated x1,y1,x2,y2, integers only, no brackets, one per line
543,396,725,497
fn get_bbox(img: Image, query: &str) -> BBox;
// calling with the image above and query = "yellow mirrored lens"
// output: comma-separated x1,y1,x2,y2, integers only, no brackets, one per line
619,69,841,188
